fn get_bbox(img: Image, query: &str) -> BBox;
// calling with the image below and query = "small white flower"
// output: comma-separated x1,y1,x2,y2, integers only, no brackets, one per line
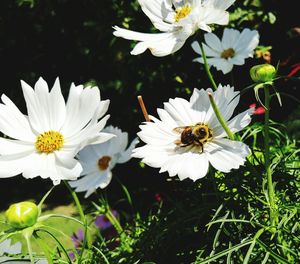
113,0,236,56
0,77,113,184
0,239,22,256
132,85,254,181
69,126,139,198
192,28,259,74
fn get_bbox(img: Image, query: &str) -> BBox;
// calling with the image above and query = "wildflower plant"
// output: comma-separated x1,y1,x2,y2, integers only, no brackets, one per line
0,1,299,263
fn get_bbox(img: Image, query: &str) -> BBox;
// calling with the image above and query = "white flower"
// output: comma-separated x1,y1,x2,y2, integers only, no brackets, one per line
69,126,139,198
132,85,254,181
113,0,236,56
192,28,259,74
0,239,22,256
0,77,113,184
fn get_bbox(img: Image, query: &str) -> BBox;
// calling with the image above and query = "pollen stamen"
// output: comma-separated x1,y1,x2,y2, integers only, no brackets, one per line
98,156,112,171
221,48,235,59
175,4,192,22
35,131,64,154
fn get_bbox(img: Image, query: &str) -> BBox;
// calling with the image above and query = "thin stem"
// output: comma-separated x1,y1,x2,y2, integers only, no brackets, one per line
137,95,150,122
263,86,276,227
63,180,88,261
105,208,132,253
200,42,218,90
105,209,123,234
63,180,85,222
24,233,34,264
208,92,234,140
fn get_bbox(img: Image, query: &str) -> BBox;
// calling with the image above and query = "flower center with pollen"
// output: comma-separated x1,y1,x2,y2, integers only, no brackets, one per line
35,131,64,154
221,48,235,59
175,4,192,22
98,156,112,171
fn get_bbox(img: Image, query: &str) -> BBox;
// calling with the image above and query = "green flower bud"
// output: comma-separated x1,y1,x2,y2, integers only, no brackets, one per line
5,201,38,229
250,64,276,83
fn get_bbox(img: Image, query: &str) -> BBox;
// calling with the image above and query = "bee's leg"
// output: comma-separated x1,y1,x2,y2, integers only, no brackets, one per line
200,143,204,153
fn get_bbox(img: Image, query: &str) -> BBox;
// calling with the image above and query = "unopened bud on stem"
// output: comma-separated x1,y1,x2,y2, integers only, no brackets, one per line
250,64,276,83
5,201,38,229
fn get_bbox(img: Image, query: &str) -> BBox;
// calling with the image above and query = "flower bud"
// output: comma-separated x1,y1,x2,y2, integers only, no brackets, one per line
250,64,276,83
5,201,38,229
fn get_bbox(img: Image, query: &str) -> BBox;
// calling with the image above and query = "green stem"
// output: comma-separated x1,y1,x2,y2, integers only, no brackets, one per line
63,180,88,261
105,208,132,253
263,86,276,228
24,232,34,264
200,42,218,91
208,93,235,140
63,180,85,222
105,209,123,234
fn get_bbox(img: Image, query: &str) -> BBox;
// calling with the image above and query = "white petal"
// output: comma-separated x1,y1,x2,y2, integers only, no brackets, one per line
96,99,110,119
138,0,175,31
191,41,201,54
132,144,171,168
160,152,209,181
199,7,229,27
189,88,212,123
234,28,259,54
222,28,240,49
49,78,66,130
0,95,36,141
211,85,240,122
203,0,236,10
204,32,224,52
163,97,195,125
0,138,34,155
206,139,249,172
0,151,36,178
118,137,139,163
131,31,187,56
65,115,110,147
61,85,101,136
69,170,112,198
208,58,233,74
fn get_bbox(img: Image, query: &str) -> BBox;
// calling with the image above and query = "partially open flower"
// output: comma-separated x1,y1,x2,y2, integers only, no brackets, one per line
5,201,39,229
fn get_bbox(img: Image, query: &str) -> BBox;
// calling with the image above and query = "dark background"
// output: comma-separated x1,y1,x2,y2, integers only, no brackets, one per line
0,0,299,210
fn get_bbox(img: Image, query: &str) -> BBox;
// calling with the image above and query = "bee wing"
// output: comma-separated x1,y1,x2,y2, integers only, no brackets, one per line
173,126,188,133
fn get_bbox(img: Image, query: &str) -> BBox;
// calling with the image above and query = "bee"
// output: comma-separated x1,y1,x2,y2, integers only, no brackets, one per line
173,123,212,152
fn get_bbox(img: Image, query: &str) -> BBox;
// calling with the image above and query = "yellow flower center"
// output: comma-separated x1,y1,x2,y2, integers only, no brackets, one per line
221,48,235,59
98,156,112,171
175,4,192,22
35,131,64,154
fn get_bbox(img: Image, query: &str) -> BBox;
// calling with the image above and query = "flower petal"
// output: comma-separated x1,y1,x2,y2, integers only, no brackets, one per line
0,95,36,141
206,139,249,172
61,84,102,136
138,0,175,31
222,28,240,49
160,152,209,181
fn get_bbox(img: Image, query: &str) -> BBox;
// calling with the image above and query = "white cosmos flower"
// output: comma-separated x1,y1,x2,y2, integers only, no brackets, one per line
0,77,114,184
113,0,236,56
69,126,139,198
132,85,254,181
192,28,259,74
